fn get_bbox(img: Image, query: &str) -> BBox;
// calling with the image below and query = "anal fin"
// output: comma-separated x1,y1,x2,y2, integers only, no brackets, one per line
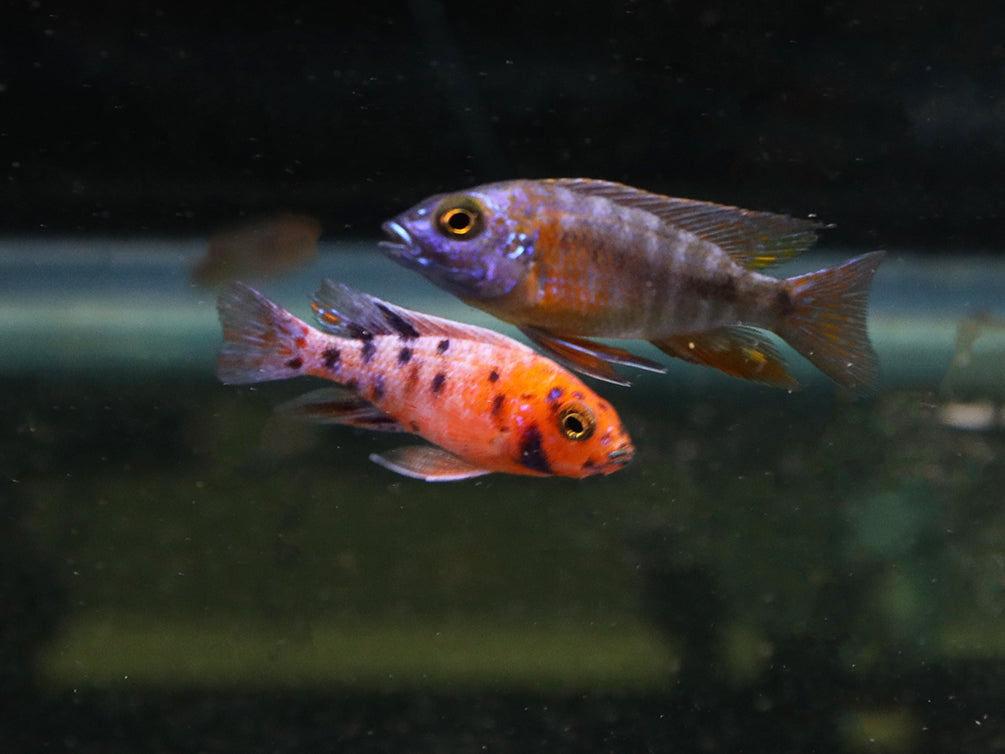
651,327,800,389
520,326,666,386
370,446,492,482
275,387,405,432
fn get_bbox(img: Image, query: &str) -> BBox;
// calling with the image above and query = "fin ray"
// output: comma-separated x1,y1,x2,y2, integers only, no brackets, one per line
217,282,311,384
651,327,800,389
779,251,885,394
370,446,492,481
548,178,822,269
312,279,520,348
520,326,667,386
275,387,405,432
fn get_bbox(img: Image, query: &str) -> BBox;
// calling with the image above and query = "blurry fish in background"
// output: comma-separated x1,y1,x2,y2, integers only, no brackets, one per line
192,212,322,287
951,310,1005,369
936,310,1005,431
216,279,634,481
380,178,885,393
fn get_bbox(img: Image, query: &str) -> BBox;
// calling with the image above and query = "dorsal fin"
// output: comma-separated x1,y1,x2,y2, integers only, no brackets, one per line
311,279,523,349
547,178,824,270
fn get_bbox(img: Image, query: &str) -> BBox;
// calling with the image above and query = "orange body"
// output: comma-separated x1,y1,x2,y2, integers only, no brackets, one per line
217,280,634,480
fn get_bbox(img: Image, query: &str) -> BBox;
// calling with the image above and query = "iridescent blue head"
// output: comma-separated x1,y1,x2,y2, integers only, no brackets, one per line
379,182,536,300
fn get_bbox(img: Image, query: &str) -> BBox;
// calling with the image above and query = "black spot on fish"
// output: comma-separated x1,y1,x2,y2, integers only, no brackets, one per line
397,347,413,365
361,341,377,364
322,347,341,370
776,288,795,317
436,339,450,354
409,420,420,433
286,356,303,370
518,424,552,475
546,386,563,403
431,372,446,394
582,459,596,470
488,369,500,383
376,303,420,339
491,394,505,416
371,375,385,402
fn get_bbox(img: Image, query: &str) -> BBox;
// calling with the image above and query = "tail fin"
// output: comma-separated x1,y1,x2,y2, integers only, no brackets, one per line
216,282,312,384
778,251,885,394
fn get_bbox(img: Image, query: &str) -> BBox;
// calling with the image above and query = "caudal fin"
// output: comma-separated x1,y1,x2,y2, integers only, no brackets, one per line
778,251,885,394
216,282,311,384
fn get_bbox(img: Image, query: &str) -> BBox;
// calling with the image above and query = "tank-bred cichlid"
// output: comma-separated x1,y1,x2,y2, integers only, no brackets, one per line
216,278,633,481
380,178,884,392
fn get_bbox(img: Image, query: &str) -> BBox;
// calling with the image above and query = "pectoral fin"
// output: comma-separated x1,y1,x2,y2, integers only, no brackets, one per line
369,446,493,482
651,327,800,389
520,326,666,386
275,387,405,432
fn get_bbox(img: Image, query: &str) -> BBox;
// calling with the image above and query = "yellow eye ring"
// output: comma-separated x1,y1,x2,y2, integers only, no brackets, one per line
438,207,477,236
557,402,596,441
433,196,485,239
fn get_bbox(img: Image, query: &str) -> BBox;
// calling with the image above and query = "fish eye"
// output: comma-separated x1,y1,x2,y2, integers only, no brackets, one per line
557,401,596,441
434,196,485,240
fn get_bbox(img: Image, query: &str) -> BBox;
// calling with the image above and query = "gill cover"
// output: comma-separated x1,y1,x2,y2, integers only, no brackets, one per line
380,188,534,300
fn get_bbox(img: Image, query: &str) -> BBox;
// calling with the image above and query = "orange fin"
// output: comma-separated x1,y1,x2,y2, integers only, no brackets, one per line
520,326,666,386
370,446,492,482
548,178,822,269
275,387,405,432
779,250,885,394
651,327,800,389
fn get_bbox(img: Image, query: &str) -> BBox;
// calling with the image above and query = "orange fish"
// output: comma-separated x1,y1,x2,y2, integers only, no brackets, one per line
216,280,634,481
380,178,885,392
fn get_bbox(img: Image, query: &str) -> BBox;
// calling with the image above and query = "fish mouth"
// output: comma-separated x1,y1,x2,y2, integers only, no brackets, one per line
379,220,413,256
606,445,634,467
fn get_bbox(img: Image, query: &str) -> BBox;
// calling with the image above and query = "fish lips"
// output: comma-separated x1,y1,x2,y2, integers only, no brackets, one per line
379,220,417,258
379,220,442,274
606,445,634,468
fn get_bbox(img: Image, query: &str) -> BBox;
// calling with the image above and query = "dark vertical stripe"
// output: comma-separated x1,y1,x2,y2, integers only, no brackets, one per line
518,424,552,474
371,374,386,402
361,341,377,364
776,289,795,316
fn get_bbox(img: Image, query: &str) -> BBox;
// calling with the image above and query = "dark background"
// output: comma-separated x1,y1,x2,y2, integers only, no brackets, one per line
3,0,1003,249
